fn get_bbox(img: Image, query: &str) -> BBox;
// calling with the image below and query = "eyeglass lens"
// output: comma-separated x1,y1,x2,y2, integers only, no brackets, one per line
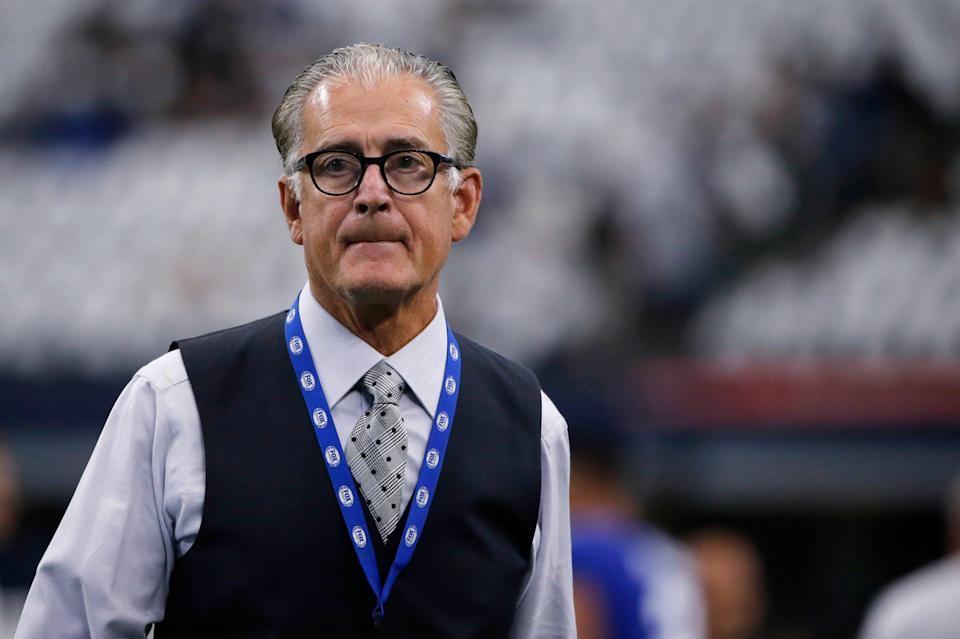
311,151,436,195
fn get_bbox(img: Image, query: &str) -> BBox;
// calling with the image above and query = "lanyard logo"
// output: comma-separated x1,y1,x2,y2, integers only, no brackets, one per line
352,526,368,548
404,525,418,547
289,336,304,355
415,486,430,508
313,408,328,428
324,446,341,467
300,371,316,391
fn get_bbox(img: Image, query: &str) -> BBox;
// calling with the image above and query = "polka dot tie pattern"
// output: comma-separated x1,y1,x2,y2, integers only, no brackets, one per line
345,360,408,542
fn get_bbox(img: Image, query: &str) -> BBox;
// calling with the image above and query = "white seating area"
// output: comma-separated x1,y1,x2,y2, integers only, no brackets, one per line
2,0,960,372
692,203,960,362
0,123,302,374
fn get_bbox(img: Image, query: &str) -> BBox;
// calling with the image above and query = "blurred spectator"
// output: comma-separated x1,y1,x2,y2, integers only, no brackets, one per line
687,528,767,639
858,474,960,639
571,428,705,639
0,443,22,637
0,446,18,550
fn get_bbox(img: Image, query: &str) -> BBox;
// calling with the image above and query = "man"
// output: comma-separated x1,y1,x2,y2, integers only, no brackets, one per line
0,442,24,637
686,529,765,639
16,43,575,638
570,426,705,639
858,474,960,639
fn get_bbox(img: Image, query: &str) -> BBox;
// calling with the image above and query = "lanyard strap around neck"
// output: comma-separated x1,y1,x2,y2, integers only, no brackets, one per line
284,294,462,624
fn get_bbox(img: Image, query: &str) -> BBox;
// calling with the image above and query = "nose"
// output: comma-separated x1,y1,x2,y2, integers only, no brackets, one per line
353,163,391,214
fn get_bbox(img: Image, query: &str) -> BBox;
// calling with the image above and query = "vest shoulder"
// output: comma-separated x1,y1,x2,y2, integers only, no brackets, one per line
454,332,541,391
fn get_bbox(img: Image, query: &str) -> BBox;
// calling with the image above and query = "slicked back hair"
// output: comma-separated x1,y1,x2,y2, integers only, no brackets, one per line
272,43,477,199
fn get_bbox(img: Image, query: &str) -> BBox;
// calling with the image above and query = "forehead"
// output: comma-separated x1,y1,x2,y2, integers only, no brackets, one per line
301,75,445,153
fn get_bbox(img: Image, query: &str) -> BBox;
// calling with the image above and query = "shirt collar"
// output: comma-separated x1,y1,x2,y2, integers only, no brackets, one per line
298,283,448,418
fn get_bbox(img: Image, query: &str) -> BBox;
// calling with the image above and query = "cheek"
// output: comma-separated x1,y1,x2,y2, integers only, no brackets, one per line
301,205,340,246
423,224,454,264
302,216,326,240
416,200,455,255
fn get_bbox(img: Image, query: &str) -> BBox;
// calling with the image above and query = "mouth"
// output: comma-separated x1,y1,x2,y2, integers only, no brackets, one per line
344,230,406,245
346,239,403,247
341,224,408,254
344,239,406,258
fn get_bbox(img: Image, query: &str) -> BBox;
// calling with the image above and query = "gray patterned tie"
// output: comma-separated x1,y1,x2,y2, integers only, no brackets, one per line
345,360,408,542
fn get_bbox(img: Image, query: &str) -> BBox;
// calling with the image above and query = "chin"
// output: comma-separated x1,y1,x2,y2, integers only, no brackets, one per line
342,279,420,306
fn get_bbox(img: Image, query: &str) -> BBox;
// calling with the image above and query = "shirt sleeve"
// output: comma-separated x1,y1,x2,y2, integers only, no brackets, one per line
15,352,198,639
509,391,576,639
857,580,917,639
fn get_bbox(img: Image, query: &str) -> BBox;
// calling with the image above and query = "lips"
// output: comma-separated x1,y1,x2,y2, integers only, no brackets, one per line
342,230,406,246
340,222,408,250
346,238,402,244
343,238,406,259
345,239,404,251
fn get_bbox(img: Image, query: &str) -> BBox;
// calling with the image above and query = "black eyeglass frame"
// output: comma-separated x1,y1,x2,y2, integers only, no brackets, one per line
293,148,461,196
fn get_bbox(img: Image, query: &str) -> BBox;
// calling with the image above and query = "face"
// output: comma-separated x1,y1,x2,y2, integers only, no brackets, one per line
0,451,18,544
279,75,481,311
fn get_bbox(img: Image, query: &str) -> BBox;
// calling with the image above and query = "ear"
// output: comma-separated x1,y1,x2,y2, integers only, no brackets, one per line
279,175,304,246
451,167,482,243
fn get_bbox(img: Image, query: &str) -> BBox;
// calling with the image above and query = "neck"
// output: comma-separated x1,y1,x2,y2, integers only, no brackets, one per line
309,281,439,356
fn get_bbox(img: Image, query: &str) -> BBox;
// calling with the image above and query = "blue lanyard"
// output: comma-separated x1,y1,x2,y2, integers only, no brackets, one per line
284,294,462,625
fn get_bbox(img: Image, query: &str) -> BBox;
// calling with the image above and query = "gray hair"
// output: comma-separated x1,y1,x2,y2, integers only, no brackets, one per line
272,43,477,199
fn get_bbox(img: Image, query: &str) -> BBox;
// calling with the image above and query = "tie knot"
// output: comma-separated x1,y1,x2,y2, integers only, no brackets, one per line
361,360,404,405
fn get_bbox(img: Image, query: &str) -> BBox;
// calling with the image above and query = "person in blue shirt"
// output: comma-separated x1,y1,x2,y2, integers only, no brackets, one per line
570,426,706,639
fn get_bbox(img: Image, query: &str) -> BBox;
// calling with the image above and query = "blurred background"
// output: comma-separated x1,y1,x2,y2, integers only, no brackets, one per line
2,0,960,637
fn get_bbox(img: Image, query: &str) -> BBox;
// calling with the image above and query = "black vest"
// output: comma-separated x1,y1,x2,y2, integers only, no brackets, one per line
155,312,542,638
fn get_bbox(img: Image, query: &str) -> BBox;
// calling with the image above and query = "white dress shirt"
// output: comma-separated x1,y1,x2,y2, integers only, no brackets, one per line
16,286,576,638
859,556,960,639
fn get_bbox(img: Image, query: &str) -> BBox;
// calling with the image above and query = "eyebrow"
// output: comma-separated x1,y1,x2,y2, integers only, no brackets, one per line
317,136,434,155
382,137,431,152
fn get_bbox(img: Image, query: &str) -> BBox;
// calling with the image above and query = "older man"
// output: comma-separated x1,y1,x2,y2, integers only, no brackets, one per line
16,44,575,638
